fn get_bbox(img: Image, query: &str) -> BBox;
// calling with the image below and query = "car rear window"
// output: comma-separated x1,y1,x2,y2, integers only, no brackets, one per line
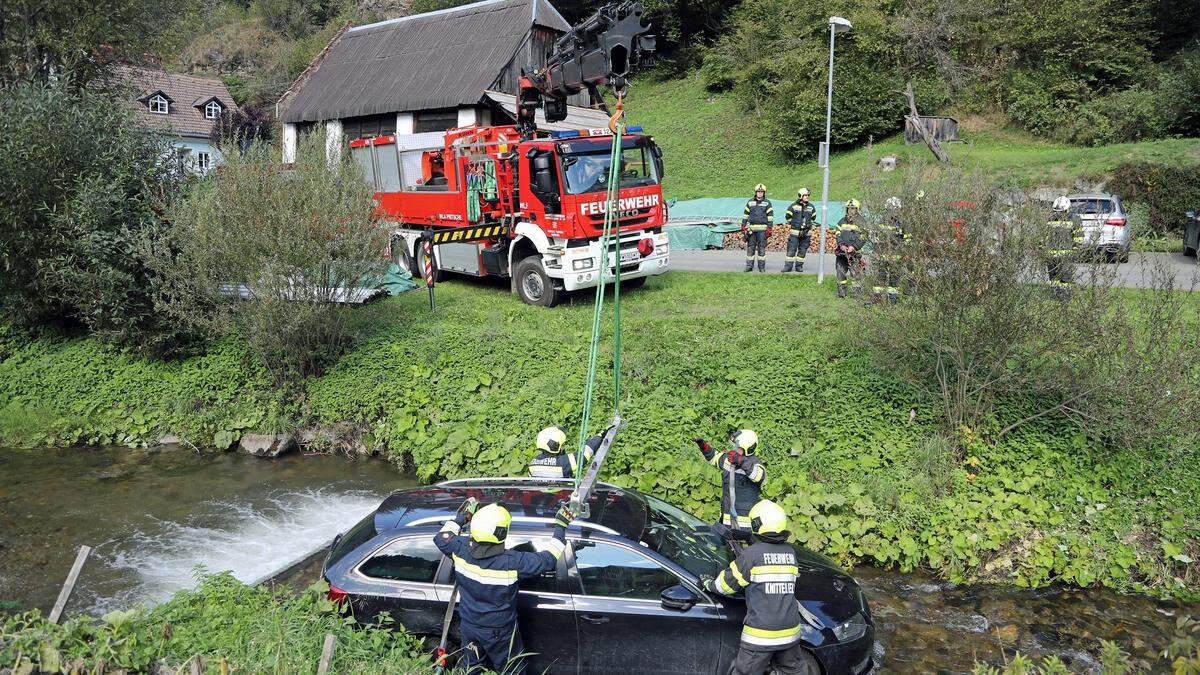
328,512,377,566
1069,199,1115,216
358,536,442,582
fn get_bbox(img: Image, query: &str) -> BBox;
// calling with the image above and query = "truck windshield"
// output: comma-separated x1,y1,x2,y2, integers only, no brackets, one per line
560,142,660,195
640,494,732,580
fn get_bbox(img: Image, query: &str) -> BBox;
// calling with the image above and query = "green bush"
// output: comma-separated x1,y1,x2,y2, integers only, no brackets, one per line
0,79,188,354
0,574,428,673
1109,162,1200,235
1067,88,1170,146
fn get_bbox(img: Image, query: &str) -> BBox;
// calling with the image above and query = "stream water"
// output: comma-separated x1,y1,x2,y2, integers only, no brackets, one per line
0,446,1194,673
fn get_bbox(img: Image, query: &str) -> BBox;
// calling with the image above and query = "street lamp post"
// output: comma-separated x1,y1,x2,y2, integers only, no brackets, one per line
816,15,851,284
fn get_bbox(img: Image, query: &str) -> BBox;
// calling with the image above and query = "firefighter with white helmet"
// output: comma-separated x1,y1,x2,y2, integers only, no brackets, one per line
871,197,908,303
782,188,818,273
742,184,775,273
1045,196,1081,299
693,429,766,534
704,499,816,674
528,426,596,479
434,498,574,674
834,199,866,298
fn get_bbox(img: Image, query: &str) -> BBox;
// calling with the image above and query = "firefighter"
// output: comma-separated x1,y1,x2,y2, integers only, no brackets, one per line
742,184,775,273
434,499,574,674
693,430,765,535
782,188,818,273
704,500,815,675
834,199,866,299
871,197,907,303
528,426,597,479
1045,196,1081,300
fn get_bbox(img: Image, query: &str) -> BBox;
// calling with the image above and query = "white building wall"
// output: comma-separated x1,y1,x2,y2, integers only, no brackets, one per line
456,107,478,127
281,123,298,163
396,112,414,135
324,119,343,164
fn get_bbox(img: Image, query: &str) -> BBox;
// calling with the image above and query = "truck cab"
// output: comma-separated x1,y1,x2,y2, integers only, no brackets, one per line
349,125,670,307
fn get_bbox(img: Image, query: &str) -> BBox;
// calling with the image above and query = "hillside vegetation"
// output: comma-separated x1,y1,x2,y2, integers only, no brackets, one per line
3,274,1197,599
627,74,1200,200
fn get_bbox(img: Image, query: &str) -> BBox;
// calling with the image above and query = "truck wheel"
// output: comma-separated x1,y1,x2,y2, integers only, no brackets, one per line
415,244,443,283
514,255,561,307
620,276,647,290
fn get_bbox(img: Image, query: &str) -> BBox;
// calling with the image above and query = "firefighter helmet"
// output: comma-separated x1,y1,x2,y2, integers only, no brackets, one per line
846,199,861,210
885,197,902,210
797,187,811,197
537,426,567,454
470,503,512,544
731,429,759,455
754,183,767,193
749,499,788,536
1052,196,1070,212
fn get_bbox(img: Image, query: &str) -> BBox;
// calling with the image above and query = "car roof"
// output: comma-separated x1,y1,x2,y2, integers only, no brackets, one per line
373,477,650,541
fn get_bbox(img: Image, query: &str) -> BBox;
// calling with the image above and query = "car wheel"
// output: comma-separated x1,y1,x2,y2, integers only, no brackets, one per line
514,255,561,307
1119,249,1130,264
620,276,647,290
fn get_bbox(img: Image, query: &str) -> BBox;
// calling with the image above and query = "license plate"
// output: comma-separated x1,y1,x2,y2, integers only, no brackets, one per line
620,249,640,264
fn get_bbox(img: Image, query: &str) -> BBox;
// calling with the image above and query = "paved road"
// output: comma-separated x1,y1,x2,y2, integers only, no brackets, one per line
669,249,1200,289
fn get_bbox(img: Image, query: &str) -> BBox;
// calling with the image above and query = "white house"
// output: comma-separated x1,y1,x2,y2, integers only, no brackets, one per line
117,65,239,174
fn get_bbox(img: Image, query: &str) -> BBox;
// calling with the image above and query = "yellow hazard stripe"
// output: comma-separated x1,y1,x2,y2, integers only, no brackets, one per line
749,565,798,575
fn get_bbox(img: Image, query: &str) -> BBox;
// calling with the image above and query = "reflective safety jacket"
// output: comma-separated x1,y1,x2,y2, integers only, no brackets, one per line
700,445,765,528
434,519,566,629
743,198,775,230
528,444,594,479
713,537,802,648
785,200,818,234
836,215,865,250
1046,217,1082,257
873,217,906,261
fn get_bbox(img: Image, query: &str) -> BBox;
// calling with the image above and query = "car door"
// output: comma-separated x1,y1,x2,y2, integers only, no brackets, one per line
568,537,726,674
348,534,447,634
508,535,579,675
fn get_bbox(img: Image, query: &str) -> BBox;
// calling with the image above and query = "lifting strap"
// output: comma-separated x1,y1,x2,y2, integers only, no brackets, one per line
572,95,627,500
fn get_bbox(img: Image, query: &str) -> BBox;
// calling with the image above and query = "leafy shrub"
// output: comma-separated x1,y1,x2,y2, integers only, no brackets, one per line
149,133,387,385
0,79,188,354
1157,47,1200,137
1067,88,1170,146
0,574,427,673
1109,162,1200,235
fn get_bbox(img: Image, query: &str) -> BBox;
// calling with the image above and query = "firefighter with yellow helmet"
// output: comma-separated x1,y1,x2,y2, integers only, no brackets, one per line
704,500,816,674
434,498,575,674
528,425,596,479
782,188,818,273
694,429,766,534
834,199,866,298
742,184,775,273
1045,196,1082,300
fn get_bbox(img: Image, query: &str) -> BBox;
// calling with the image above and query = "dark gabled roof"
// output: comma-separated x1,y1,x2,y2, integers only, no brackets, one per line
116,65,237,138
279,0,569,124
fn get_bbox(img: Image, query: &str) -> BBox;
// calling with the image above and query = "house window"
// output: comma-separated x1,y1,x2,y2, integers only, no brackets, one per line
414,109,459,133
204,100,222,119
149,95,169,115
196,152,211,173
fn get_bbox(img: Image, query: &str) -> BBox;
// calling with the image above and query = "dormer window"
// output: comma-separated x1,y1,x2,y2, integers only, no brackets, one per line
204,100,223,119
148,94,169,115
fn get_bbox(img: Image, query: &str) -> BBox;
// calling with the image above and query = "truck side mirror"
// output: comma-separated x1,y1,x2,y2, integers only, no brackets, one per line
528,152,561,214
660,584,699,612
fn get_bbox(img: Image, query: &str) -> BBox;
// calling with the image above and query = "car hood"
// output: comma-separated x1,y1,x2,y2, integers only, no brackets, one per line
791,544,864,625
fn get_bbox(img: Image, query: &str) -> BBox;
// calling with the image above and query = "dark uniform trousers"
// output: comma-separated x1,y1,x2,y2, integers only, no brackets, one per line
834,217,865,298
1046,217,1081,299
783,200,817,272
731,644,819,675
743,198,774,272
461,623,526,675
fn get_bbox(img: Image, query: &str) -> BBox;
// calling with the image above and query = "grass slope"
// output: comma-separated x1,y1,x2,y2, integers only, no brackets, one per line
626,74,1200,200
2,273,1198,598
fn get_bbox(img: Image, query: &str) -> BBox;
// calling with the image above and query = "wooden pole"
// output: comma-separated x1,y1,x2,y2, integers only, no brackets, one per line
316,633,336,675
898,82,951,164
48,544,91,624
189,655,203,675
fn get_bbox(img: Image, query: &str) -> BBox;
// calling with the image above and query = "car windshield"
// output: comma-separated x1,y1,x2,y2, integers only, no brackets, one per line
639,494,733,580
560,141,659,195
1069,199,1115,216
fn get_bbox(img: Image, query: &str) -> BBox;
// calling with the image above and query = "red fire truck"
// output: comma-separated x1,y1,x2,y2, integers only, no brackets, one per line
348,2,668,307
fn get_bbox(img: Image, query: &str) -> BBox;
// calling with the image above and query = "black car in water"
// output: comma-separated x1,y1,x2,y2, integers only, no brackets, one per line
323,478,875,674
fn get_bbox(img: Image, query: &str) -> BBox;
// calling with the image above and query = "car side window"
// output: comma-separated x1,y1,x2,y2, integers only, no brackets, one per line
572,541,679,600
509,536,562,593
358,536,442,582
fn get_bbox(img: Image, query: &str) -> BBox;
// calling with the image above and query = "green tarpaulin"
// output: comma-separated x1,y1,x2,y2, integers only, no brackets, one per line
381,263,419,295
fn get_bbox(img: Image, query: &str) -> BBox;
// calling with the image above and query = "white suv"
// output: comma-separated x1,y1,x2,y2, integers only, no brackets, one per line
1066,193,1130,262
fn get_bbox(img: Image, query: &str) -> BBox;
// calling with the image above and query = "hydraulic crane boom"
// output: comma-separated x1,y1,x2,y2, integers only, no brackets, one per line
517,1,655,137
